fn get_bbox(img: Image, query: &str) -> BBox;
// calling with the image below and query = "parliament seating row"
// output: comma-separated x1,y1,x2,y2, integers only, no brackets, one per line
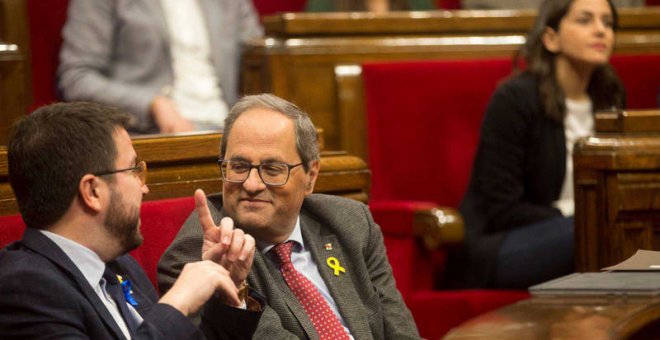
0,195,527,338
361,54,660,337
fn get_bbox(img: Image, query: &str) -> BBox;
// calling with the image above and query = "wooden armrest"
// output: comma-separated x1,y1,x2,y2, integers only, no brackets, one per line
413,207,464,251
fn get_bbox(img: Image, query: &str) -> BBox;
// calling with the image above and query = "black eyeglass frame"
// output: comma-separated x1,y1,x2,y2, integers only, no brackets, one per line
218,159,304,187
94,160,148,185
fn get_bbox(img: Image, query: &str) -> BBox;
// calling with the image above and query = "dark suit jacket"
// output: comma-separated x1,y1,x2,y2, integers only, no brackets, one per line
460,72,566,287
158,193,420,339
0,228,259,339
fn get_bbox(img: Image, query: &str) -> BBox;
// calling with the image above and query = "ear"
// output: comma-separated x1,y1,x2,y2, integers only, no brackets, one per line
542,26,560,53
79,174,104,213
304,160,320,195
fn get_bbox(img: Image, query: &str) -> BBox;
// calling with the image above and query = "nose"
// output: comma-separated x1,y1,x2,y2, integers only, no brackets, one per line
242,168,267,193
142,183,150,195
594,19,607,36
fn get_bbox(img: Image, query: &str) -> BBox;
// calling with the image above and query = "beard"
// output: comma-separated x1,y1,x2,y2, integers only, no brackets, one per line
104,188,143,253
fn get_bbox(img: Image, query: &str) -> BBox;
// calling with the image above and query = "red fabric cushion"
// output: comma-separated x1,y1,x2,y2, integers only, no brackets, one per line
407,290,529,338
363,58,512,208
130,196,195,290
0,214,26,249
437,0,461,9
610,54,660,110
26,0,70,112
251,0,307,17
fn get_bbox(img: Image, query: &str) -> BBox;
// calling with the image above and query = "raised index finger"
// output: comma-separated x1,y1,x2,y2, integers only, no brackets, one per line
195,188,217,234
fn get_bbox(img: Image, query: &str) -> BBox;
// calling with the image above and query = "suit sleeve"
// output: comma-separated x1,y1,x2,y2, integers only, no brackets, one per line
57,0,160,129
474,83,562,233
361,204,421,339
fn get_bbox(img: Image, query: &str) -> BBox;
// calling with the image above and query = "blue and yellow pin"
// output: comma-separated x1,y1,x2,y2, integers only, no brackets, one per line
117,274,139,307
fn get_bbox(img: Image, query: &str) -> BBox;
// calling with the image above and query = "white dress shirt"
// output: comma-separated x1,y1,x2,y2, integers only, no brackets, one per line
553,98,593,217
261,217,354,339
160,0,228,130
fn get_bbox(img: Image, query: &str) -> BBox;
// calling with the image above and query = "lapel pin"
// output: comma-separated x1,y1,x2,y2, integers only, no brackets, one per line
326,257,346,277
117,274,139,307
324,243,333,250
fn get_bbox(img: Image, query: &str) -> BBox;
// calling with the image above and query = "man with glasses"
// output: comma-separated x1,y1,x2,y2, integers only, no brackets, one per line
158,94,420,339
0,102,262,339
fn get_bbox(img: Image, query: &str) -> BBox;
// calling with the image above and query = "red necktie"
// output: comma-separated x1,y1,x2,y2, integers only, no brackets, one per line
272,241,350,340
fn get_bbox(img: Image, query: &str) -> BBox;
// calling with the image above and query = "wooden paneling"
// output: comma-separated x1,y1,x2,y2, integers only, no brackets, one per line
0,132,370,216
574,110,660,272
243,8,660,156
0,0,29,145
0,46,26,145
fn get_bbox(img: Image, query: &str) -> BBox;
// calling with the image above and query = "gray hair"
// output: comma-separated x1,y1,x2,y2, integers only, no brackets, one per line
221,94,320,171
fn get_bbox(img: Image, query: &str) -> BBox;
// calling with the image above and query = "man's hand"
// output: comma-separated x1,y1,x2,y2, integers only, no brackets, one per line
150,95,195,133
159,260,241,315
195,189,256,287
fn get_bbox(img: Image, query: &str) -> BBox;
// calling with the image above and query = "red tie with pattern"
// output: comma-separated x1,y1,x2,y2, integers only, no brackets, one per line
272,241,350,340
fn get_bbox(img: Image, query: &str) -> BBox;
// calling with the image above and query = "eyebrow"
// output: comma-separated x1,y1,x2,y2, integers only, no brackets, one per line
229,156,287,164
575,10,612,18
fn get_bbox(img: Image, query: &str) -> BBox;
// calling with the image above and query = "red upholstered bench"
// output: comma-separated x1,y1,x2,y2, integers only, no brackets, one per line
0,196,194,291
362,54,660,338
363,58,529,338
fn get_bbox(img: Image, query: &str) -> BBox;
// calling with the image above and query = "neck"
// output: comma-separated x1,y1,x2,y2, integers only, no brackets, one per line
554,57,595,102
48,213,122,263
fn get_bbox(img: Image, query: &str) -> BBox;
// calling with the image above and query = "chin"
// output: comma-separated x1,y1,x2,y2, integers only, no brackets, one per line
235,215,270,231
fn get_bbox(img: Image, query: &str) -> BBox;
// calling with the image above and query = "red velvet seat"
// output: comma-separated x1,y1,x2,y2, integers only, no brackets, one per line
363,58,531,338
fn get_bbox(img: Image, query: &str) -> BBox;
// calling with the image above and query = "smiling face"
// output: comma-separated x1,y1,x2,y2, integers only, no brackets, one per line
543,0,615,68
221,108,319,244
102,128,149,253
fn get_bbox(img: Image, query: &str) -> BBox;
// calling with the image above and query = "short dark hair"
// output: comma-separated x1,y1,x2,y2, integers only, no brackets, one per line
221,94,320,172
8,102,130,229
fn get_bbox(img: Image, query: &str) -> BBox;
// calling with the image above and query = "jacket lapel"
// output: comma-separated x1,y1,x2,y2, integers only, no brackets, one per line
21,229,128,339
301,214,373,339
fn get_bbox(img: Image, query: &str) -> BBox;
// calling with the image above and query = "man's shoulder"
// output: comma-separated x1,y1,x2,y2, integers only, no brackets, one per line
0,244,74,291
303,194,367,213
301,194,372,232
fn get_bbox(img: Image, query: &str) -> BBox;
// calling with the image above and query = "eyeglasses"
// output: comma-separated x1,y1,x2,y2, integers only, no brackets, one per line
218,159,303,186
94,160,148,185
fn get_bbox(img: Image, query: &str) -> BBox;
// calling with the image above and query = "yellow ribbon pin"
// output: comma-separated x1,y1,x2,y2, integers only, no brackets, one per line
327,257,346,276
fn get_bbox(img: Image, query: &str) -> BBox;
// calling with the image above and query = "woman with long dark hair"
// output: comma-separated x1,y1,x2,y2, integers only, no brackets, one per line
460,0,624,289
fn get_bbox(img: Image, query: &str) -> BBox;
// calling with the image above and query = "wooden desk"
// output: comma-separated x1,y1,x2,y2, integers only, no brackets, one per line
242,8,660,155
574,110,660,272
444,296,660,339
0,132,370,216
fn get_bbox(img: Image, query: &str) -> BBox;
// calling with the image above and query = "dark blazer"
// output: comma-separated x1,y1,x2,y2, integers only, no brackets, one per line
0,228,259,339
460,72,566,288
158,193,420,339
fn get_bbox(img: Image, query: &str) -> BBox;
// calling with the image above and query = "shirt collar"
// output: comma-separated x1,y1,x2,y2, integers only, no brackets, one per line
39,230,106,288
260,216,304,255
